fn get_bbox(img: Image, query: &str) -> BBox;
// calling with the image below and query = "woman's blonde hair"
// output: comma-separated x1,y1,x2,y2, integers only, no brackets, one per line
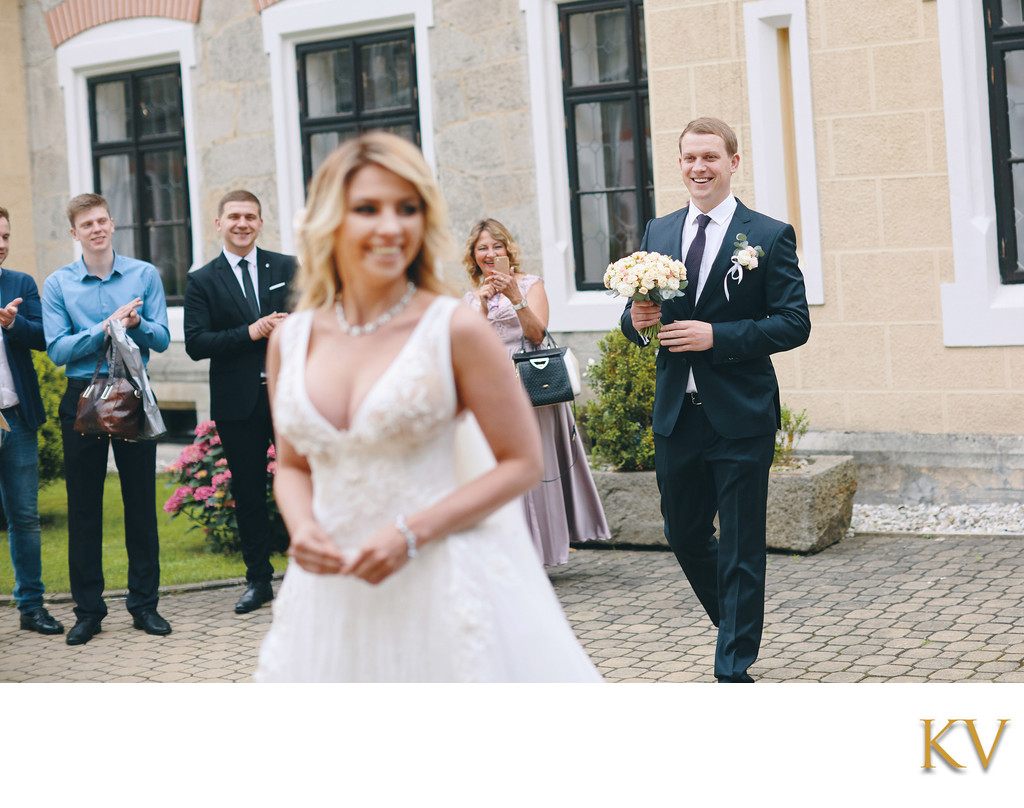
293,131,451,310
461,218,523,284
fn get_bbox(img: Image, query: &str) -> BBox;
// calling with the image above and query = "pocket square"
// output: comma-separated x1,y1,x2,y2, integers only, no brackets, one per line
268,282,286,291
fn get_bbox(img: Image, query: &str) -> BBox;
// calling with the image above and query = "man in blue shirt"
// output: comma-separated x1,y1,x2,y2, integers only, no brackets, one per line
42,193,171,646
0,206,63,635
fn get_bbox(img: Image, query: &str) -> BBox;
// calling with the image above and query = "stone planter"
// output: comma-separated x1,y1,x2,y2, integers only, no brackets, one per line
590,454,856,554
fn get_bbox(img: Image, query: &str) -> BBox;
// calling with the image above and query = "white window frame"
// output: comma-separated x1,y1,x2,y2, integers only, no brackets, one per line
521,0,629,332
55,18,200,341
937,0,1024,346
261,0,436,255
742,0,824,306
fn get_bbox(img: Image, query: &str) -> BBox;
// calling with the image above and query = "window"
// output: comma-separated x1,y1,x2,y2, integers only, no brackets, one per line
88,64,192,303
983,0,1024,284
560,0,652,290
297,30,420,187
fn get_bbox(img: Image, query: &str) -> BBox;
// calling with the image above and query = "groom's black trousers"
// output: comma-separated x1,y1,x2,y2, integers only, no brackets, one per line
654,395,775,682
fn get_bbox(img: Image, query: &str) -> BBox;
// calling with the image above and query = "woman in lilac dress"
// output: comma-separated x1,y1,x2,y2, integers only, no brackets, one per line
461,219,610,566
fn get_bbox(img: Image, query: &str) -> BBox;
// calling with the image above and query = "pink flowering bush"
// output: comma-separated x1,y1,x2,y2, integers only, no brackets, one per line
164,421,288,555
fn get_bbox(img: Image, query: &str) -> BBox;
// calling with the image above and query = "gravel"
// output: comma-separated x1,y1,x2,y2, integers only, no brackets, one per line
852,503,1024,535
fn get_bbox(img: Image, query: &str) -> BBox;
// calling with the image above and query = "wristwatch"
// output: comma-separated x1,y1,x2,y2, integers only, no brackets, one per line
512,299,529,311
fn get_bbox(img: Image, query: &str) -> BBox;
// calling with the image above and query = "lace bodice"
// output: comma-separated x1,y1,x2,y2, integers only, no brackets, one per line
273,297,460,549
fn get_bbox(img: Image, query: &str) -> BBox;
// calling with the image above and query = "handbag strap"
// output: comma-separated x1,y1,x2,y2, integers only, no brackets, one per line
518,329,559,355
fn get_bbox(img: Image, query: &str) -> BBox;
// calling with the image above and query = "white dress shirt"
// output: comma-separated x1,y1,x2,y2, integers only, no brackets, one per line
680,195,737,394
224,247,260,312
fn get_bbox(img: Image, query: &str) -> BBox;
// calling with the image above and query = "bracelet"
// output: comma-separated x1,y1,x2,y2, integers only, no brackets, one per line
512,298,529,311
395,514,419,559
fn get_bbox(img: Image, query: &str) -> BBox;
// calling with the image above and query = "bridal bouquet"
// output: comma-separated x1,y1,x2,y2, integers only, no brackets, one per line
603,250,688,340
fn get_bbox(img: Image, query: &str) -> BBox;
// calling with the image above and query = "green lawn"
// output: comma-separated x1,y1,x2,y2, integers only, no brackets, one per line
0,473,288,596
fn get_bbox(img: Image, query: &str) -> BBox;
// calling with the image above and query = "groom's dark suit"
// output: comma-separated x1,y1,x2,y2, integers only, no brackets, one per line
621,198,810,681
184,248,295,583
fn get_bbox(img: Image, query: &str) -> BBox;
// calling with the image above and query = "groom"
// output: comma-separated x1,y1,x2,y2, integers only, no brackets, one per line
621,117,810,682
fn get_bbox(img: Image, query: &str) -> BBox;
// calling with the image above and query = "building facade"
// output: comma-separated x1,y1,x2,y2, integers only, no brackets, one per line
4,0,1022,496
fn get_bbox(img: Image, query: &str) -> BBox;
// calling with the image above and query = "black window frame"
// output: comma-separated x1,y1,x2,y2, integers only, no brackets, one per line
296,29,420,189
559,0,653,291
87,64,193,304
983,0,1024,284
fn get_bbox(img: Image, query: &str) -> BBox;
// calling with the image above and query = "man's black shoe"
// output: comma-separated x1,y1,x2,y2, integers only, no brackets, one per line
234,581,274,614
66,617,102,646
132,610,172,636
20,607,64,635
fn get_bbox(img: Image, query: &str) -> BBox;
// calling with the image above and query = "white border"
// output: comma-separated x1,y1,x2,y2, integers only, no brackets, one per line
260,0,437,255
521,0,634,331
742,0,824,305
55,17,201,340
936,0,1024,346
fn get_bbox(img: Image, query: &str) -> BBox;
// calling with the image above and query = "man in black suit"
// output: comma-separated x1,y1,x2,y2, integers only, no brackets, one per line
0,206,63,635
621,118,810,682
184,190,295,613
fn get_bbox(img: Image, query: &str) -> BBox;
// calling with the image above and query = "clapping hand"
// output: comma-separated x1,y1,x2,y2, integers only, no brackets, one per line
249,311,288,341
288,521,345,575
0,297,22,329
105,297,143,331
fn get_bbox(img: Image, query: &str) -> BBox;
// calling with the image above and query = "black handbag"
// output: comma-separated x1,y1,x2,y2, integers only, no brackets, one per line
512,332,576,407
74,336,143,440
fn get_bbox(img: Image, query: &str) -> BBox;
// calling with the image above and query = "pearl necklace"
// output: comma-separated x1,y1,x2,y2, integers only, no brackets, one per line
335,281,417,337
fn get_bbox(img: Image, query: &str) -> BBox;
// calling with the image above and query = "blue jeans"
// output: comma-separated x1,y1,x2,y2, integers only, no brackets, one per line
0,404,44,613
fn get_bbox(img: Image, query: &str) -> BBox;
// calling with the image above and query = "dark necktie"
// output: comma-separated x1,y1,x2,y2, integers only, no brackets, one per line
684,213,712,302
238,259,260,321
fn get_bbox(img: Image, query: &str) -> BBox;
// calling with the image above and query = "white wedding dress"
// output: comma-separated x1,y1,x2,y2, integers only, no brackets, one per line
254,296,601,682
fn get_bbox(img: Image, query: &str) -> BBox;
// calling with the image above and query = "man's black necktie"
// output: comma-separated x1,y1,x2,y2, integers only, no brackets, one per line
239,259,260,321
685,213,712,303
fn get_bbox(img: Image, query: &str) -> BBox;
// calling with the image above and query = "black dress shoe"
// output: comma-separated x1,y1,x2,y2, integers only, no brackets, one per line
234,581,274,614
66,617,102,646
20,607,65,635
132,609,172,635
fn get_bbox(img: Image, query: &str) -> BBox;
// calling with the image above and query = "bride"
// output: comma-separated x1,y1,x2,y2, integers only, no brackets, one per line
254,132,601,682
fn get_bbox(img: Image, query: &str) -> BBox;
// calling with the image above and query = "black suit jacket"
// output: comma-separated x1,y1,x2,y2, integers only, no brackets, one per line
0,268,47,430
183,248,296,421
621,199,811,440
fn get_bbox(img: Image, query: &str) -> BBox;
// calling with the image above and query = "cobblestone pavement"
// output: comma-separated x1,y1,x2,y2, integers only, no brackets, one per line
3,533,1024,683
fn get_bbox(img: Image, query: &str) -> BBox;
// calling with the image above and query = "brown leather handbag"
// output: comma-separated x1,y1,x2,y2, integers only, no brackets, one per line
74,336,143,440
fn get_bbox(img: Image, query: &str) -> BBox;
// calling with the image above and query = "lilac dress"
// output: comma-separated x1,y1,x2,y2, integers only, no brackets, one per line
462,274,611,565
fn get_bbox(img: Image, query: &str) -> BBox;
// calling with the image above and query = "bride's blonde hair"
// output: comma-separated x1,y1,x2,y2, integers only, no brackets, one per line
293,132,452,310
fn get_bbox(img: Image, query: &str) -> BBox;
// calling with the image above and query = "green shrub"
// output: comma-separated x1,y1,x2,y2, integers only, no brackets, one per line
774,403,809,468
581,327,658,471
163,421,288,555
32,351,65,486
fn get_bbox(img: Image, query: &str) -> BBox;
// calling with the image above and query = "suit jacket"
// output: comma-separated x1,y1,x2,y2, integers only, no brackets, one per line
183,248,296,422
621,199,810,440
0,268,46,430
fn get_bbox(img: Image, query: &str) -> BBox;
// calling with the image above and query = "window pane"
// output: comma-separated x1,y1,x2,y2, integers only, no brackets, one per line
569,8,629,86
310,131,343,177
98,154,136,228
579,191,641,285
1006,50,1024,158
1001,0,1024,27
149,225,191,298
361,40,413,111
637,6,647,80
574,100,636,191
94,80,130,143
305,47,354,117
144,150,188,222
138,72,182,137
375,122,417,143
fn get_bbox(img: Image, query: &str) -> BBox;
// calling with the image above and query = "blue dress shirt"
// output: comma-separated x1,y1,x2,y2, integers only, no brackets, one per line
42,252,170,379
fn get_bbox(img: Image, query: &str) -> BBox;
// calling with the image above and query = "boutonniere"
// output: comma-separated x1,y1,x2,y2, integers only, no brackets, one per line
724,233,765,301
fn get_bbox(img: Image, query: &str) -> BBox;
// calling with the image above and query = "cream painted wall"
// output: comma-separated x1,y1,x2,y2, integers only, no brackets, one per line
643,0,1024,435
0,0,39,280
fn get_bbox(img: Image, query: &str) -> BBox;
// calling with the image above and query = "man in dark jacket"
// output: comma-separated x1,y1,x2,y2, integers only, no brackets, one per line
0,206,63,635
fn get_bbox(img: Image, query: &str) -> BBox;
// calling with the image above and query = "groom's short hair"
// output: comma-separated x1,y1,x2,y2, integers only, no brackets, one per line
679,117,738,157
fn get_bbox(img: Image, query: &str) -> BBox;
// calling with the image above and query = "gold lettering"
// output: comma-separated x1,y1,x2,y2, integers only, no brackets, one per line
922,719,964,769
963,719,1009,770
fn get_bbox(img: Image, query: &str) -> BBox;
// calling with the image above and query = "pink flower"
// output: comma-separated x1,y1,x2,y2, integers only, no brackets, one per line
165,460,182,473
193,469,208,480
195,421,215,437
192,485,217,501
267,444,276,460
212,471,232,487
214,458,228,467
179,444,204,465
267,461,277,474
209,435,222,446
163,485,193,514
